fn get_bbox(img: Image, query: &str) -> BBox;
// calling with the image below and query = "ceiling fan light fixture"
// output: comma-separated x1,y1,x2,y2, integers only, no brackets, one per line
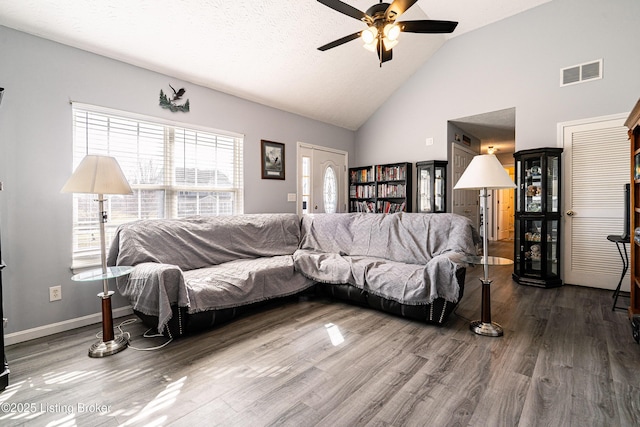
383,23,401,41
382,37,398,51
361,26,378,45
363,42,377,52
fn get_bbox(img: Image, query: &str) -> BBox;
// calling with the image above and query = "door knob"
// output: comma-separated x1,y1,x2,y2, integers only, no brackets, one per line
566,210,575,216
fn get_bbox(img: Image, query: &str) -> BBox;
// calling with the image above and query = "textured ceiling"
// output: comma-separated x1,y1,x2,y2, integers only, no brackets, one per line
0,0,551,130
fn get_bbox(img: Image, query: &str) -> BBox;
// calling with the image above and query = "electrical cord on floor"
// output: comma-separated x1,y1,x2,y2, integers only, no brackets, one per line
94,318,173,351
452,304,472,323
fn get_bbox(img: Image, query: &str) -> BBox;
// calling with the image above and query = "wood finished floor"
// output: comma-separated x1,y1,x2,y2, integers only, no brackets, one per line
1,241,639,426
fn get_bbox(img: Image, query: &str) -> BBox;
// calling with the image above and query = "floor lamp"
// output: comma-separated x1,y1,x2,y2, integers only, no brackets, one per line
62,155,133,357
454,154,516,336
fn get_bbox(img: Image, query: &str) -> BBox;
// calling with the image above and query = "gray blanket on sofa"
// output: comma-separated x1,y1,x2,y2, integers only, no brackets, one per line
293,213,479,305
107,214,314,332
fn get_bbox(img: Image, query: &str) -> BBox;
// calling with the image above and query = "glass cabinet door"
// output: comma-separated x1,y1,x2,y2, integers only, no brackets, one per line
524,156,543,213
546,219,559,277
434,164,446,213
546,154,560,213
418,167,432,212
523,218,543,277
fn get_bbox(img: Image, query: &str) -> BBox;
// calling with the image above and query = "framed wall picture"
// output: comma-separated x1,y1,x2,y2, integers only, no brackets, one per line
261,140,285,180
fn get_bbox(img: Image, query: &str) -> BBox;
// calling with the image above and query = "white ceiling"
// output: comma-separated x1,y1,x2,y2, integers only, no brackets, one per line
0,0,551,131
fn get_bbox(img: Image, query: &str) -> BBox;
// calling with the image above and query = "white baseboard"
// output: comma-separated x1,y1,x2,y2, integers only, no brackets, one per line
4,306,134,346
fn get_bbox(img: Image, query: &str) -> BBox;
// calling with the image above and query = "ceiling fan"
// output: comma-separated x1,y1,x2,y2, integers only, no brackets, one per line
317,0,458,67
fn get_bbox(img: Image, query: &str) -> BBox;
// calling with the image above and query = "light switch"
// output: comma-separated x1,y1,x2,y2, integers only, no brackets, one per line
287,193,297,202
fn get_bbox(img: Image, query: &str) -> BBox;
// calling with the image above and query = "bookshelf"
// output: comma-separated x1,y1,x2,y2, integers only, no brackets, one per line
349,162,412,213
349,166,376,212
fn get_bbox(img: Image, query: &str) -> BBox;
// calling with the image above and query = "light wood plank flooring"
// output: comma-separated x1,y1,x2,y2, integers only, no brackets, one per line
1,241,639,426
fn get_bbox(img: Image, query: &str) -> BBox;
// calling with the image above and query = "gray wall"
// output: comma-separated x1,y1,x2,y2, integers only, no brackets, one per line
0,25,354,336
355,0,640,167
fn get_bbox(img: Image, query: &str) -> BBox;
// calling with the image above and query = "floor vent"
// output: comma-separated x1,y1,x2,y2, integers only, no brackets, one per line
560,59,603,87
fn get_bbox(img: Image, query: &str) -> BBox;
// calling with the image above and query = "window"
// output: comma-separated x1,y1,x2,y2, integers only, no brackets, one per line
71,104,244,268
323,166,337,214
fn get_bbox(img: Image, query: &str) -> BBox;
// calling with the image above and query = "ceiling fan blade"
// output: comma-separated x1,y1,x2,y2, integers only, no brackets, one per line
381,48,393,63
318,31,362,51
385,0,419,20
399,20,459,34
317,0,371,24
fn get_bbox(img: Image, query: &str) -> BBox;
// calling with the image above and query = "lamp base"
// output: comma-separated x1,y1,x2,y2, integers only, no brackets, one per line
88,334,128,358
470,320,503,337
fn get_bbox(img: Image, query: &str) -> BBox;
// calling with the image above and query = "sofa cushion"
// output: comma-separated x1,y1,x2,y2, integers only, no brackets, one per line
183,255,314,312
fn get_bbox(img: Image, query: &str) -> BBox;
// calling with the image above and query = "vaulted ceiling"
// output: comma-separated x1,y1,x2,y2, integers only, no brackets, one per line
0,0,551,130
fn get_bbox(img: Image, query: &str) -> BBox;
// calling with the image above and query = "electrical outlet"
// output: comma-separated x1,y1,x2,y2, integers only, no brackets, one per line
49,285,62,302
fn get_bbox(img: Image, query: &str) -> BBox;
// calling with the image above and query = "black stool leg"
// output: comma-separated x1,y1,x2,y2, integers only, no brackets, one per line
612,241,629,311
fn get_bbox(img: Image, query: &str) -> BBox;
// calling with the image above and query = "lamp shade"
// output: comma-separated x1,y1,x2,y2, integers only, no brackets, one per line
453,154,516,190
61,155,133,195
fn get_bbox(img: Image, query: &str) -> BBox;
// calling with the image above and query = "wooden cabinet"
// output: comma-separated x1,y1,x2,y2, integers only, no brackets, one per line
626,100,640,316
416,161,447,213
512,148,563,288
348,162,412,213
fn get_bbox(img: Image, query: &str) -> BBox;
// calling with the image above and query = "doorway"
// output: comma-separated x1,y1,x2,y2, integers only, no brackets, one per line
297,142,348,216
450,107,516,241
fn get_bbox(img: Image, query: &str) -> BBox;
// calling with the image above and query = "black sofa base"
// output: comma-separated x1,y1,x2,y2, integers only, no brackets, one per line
133,267,465,336
134,293,308,338
315,267,465,326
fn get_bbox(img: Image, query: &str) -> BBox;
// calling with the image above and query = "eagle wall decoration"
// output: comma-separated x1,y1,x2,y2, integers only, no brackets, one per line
159,84,190,112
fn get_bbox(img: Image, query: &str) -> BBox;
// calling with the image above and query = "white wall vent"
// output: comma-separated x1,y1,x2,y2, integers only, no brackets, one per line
560,59,603,87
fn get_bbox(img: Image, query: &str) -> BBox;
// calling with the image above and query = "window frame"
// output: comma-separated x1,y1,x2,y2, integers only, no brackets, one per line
70,103,244,269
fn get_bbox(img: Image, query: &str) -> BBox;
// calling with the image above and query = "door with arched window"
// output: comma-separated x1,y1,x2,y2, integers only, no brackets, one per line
297,143,348,215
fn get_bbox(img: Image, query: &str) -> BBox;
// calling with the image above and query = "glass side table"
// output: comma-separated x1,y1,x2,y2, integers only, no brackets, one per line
462,256,513,337
72,266,133,358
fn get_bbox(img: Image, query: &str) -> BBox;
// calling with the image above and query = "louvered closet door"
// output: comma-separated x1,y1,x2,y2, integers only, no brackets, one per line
562,115,630,289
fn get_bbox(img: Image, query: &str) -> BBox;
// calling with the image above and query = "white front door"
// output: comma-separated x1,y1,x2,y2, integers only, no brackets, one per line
452,143,480,229
297,143,348,215
561,114,630,290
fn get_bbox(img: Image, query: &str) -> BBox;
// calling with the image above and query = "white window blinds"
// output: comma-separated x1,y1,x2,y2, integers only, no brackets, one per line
71,104,244,268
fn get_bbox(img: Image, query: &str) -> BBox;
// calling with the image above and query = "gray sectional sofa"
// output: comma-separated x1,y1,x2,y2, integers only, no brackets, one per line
107,212,478,337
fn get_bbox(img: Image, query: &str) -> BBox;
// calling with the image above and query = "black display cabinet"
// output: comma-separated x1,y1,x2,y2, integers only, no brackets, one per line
513,147,563,287
416,160,447,213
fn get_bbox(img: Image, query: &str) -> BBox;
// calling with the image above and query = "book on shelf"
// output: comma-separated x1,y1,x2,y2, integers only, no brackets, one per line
376,165,407,181
376,200,406,213
351,200,376,212
350,167,374,184
377,183,406,198
350,183,375,199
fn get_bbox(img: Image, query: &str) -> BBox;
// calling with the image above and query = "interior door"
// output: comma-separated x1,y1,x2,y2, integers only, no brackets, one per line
497,166,515,240
297,143,348,215
452,143,479,229
562,115,630,290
